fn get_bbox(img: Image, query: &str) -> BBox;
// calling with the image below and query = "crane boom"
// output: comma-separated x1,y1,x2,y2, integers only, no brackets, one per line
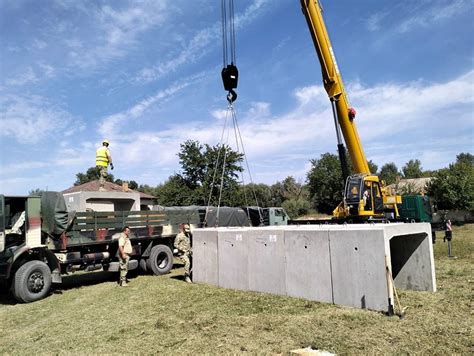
300,0,370,174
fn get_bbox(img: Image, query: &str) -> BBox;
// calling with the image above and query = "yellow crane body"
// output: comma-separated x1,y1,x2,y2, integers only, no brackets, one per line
300,0,401,219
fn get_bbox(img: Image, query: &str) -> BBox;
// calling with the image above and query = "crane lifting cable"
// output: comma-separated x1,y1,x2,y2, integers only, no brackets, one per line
221,0,238,103
204,1,263,227
204,102,264,227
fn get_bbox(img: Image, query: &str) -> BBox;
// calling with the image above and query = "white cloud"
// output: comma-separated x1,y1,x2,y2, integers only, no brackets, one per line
366,0,472,34
98,74,204,138
133,0,271,84
32,38,47,50
0,94,84,144
5,67,38,86
53,1,173,71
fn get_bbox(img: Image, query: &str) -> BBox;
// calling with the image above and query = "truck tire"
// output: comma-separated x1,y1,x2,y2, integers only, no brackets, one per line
146,245,173,276
13,260,52,303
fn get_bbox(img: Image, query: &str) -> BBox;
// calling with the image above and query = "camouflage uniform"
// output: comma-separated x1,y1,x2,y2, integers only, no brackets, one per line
98,166,108,187
118,232,132,285
174,230,192,281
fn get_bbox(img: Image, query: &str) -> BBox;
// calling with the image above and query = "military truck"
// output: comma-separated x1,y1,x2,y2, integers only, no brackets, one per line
0,192,203,303
0,192,290,303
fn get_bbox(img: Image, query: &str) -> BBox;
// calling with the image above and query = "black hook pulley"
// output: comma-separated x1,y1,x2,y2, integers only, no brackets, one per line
222,63,238,91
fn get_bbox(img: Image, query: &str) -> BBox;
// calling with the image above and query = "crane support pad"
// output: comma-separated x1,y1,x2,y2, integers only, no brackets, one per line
193,223,436,312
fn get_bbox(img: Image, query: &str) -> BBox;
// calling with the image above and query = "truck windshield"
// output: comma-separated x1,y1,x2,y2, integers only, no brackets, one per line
345,177,363,202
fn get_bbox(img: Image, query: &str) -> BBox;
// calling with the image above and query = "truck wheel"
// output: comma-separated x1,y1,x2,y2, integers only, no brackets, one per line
146,245,173,275
13,260,52,303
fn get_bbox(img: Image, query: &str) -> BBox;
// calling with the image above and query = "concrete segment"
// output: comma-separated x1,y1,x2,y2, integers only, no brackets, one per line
247,228,286,295
385,223,436,292
329,228,389,311
217,228,249,290
192,229,218,285
193,223,435,312
284,228,332,303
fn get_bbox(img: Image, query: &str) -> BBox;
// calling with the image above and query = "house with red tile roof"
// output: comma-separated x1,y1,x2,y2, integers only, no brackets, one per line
62,180,156,212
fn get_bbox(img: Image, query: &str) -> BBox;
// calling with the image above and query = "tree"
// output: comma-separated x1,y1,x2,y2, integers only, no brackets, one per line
402,159,423,178
307,153,345,214
129,180,138,190
379,162,399,185
282,198,311,219
137,184,157,197
368,160,378,175
29,188,45,196
156,140,244,206
74,167,114,186
236,183,274,207
155,175,195,206
427,153,474,210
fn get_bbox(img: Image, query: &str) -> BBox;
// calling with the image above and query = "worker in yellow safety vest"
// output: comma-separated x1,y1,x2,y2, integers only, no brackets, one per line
96,139,113,191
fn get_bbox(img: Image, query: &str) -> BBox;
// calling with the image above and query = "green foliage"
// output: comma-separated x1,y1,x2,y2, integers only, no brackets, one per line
157,140,244,206
368,160,378,175
379,162,399,185
129,180,138,190
28,188,45,196
402,159,423,178
307,153,344,214
235,183,274,207
427,153,474,210
282,198,311,219
155,175,195,206
137,184,158,197
74,167,114,186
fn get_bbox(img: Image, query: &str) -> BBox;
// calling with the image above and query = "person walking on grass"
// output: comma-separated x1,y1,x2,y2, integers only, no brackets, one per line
118,226,132,287
444,219,454,257
174,223,193,283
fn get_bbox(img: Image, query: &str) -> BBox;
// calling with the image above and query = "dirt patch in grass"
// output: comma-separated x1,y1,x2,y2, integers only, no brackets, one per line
0,225,472,354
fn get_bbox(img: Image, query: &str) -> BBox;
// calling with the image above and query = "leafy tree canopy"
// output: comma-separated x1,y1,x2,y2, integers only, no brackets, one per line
379,162,399,185
74,167,115,186
307,153,344,214
156,140,244,206
402,159,423,179
427,153,474,210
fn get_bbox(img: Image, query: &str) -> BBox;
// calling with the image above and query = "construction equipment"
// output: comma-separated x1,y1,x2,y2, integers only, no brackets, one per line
300,0,401,221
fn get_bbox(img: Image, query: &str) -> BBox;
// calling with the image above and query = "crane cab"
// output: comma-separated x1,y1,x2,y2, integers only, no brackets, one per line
333,174,399,221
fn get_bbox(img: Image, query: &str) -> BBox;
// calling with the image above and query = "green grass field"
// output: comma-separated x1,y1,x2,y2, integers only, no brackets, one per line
0,224,472,354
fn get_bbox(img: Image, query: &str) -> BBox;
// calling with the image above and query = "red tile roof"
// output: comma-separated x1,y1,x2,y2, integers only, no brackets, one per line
62,180,155,199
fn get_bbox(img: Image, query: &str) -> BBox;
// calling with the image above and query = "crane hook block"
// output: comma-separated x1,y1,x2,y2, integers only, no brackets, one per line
221,63,239,91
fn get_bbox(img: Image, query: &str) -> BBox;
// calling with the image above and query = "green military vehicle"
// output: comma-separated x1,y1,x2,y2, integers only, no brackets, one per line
0,192,289,303
0,192,203,303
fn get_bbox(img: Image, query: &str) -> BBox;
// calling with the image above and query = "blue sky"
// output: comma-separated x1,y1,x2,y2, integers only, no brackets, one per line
1,0,473,195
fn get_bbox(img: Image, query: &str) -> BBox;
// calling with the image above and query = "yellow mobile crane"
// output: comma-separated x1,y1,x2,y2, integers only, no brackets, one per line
300,0,401,220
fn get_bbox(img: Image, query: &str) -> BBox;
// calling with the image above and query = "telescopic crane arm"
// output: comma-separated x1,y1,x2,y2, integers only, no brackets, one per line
300,0,401,220
300,0,370,175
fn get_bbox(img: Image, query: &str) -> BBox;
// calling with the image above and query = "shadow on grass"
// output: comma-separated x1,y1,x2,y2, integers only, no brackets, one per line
0,290,17,305
0,264,184,305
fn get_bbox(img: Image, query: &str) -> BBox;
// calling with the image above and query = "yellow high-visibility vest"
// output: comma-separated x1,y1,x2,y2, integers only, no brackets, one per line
96,147,109,167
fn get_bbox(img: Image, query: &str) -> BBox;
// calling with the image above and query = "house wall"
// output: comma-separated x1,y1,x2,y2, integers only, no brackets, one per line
62,191,140,212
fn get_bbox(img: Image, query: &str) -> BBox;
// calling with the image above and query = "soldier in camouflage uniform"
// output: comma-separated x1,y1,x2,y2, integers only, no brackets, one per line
174,223,192,283
118,226,132,287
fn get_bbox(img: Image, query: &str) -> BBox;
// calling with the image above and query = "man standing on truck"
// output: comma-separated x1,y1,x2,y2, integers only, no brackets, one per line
174,223,192,283
96,139,114,191
118,226,132,287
